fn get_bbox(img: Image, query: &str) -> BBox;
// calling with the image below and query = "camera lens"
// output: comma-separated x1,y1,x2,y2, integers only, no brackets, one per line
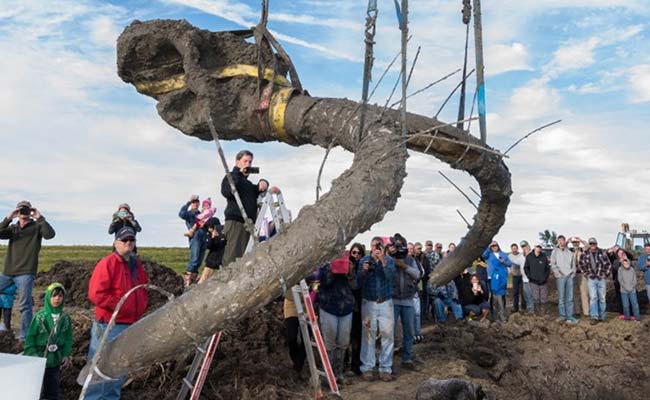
19,207,31,216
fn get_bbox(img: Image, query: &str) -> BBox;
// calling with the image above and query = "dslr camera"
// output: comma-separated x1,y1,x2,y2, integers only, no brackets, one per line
19,207,32,216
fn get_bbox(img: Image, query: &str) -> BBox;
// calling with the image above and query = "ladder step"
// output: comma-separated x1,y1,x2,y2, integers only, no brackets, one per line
182,378,194,389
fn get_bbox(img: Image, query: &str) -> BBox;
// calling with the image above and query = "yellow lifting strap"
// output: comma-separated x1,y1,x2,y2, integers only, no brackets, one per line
133,64,290,96
269,87,295,143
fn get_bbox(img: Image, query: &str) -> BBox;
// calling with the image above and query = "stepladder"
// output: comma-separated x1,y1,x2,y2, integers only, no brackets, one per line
245,190,292,253
178,191,291,399
292,279,340,398
176,331,222,400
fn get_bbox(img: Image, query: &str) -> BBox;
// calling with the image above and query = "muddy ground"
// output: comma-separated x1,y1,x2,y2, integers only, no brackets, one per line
1,260,648,399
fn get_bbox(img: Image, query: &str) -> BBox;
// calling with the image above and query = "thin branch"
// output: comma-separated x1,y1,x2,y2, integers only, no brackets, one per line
316,139,336,200
405,45,421,91
503,119,562,156
412,133,506,158
434,69,475,118
439,170,479,210
389,68,461,108
368,35,413,101
457,209,472,229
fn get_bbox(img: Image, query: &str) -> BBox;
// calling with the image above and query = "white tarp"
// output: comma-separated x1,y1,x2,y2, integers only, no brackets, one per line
0,352,46,400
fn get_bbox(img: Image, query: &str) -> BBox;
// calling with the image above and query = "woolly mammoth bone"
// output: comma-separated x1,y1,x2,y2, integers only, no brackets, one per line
84,19,512,379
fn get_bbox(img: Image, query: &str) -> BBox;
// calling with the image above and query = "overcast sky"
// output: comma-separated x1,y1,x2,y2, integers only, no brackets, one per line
1,0,649,249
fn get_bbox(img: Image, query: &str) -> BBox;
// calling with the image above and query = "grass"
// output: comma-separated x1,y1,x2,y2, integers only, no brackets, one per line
0,245,189,274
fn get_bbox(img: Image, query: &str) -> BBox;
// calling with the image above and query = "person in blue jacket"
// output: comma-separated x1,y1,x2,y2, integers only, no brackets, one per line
482,241,511,322
637,243,650,306
0,282,16,331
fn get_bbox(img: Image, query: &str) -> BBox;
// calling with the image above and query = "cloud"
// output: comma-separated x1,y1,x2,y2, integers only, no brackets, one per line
86,15,121,48
507,78,562,122
627,64,650,103
487,42,533,76
161,0,361,61
543,25,644,79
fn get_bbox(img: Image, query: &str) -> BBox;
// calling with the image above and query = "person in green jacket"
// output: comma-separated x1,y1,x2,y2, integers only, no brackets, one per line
24,282,73,400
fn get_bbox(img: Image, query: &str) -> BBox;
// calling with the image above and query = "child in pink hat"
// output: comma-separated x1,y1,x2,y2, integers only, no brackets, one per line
185,198,216,238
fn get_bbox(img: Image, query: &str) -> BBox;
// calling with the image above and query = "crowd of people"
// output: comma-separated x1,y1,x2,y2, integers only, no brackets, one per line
283,234,649,385
0,149,278,399
1,147,648,398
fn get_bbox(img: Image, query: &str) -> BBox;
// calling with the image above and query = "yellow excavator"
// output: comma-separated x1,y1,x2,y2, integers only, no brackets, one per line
616,223,650,260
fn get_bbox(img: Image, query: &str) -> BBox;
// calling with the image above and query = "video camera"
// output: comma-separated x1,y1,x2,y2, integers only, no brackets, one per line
389,233,408,259
243,166,260,174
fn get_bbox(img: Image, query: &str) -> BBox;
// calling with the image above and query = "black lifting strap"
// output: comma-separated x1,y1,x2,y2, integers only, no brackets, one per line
252,0,303,94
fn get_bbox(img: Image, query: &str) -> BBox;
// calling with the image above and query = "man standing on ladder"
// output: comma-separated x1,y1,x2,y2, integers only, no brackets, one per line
221,149,278,267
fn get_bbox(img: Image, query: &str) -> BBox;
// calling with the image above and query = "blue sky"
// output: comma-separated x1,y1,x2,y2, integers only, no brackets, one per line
1,0,649,249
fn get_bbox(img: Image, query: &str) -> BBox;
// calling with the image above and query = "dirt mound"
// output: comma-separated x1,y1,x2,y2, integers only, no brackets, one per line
414,315,649,400
34,258,184,309
0,330,22,354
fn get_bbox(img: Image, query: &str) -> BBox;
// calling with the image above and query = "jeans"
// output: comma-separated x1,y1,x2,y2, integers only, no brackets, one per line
588,278,607,321
434,297,464,322
419,288,429,324
285,317,306,372
523,282,534,313
42,366,61,400
646,285,650,305
0,273,34,340
511,275,526,311
529,282,548,304
556,276,574,319
85,321,130,400
186,229,207,273
319,310,352,375
621,291,641,320
413,293,421,336
492,294,506,322
393,304,415,364
360,299,394,373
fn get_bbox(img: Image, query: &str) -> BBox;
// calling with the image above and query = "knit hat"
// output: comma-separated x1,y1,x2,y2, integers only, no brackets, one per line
118,203,131,211
202,198,212,208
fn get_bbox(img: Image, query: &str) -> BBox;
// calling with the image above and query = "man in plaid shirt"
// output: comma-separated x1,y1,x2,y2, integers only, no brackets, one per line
578,237,612,324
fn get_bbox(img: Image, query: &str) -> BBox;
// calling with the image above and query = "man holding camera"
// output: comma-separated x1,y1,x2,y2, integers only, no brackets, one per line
357,237,396,382
387,234,421,372
221,149,277,267
0,200,56,340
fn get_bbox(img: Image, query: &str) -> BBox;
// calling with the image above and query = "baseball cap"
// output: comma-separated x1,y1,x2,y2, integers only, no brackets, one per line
115,226,136,241
520,240,529,247
16,200,32,209
588,237,598,244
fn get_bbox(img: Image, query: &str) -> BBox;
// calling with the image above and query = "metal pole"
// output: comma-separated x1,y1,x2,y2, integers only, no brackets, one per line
472,0,487,144
399,0,409,138
206,116,257,242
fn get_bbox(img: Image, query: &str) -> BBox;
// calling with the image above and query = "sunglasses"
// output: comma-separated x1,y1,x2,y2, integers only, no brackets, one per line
119,238,136,243
351,250,361,255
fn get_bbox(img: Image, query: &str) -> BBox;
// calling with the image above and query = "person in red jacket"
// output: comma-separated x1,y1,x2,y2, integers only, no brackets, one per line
85,226,148,400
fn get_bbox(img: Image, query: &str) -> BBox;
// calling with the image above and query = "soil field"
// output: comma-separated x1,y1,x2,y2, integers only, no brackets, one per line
0,259,648,399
